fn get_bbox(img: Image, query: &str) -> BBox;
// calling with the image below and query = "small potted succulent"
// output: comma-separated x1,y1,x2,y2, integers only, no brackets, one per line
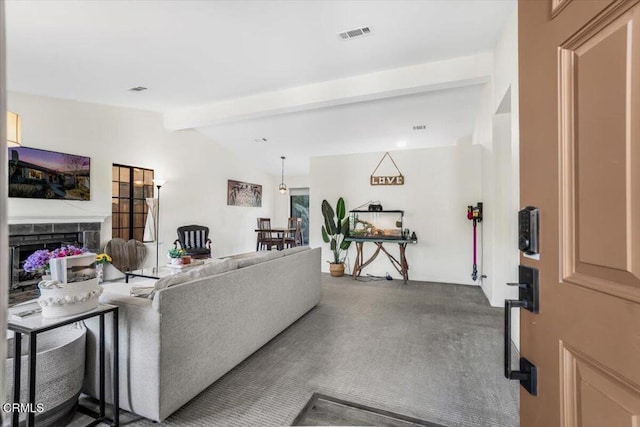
321,197,352,277
168,247,190,265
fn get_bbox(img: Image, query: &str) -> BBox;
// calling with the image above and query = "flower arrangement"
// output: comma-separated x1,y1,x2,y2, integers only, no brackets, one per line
23,245,88,274
168,247,187,259
95,253,112,265
23,249,52,273
50,244,87,259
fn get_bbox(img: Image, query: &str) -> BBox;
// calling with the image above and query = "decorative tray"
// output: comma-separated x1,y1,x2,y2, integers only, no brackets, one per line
166,259,205,269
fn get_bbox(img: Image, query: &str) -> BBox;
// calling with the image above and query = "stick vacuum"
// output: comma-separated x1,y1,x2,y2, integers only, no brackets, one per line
466,202,483,281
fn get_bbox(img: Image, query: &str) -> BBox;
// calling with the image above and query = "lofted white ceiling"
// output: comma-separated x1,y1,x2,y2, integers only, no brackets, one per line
198,85,484,176
5,0,514,175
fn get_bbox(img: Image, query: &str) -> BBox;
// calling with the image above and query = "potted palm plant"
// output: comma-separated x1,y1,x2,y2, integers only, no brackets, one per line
321,197,352,277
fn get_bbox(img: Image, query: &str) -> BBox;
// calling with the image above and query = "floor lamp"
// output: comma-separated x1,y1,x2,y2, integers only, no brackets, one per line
153,179,166,271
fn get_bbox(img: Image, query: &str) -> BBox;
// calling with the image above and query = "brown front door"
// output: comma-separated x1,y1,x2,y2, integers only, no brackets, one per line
519,0,640,426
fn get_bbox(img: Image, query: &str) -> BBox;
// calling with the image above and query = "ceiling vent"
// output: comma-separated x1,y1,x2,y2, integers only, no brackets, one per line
337,26,373,41
128,86,148,92
413,125,427,131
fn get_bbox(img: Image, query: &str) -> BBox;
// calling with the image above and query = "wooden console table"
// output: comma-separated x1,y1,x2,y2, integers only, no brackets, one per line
346,237,418,284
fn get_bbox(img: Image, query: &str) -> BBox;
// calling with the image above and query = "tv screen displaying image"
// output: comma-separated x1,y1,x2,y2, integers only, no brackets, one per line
8,146,90,200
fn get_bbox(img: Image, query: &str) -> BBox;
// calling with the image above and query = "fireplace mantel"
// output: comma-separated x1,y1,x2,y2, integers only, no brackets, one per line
8,215,108,225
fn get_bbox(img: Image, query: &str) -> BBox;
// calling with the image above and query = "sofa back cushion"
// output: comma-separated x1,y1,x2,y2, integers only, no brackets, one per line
236,250,284,269
149,258,239,298
280,246,309,257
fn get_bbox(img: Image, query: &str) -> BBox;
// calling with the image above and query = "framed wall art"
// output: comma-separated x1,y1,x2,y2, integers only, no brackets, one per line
227,180,262,207
8,146,91,200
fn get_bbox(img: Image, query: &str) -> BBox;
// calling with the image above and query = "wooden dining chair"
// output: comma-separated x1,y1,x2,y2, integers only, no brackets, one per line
284,217,303,248
256,218,279,251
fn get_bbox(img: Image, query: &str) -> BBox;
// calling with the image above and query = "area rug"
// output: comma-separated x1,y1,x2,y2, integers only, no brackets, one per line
292,393,447,426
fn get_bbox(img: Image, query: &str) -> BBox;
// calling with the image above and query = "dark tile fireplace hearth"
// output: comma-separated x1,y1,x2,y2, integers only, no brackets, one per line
8,222,101,291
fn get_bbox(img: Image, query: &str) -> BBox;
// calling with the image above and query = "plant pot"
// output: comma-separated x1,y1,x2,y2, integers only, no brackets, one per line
329,263,345,277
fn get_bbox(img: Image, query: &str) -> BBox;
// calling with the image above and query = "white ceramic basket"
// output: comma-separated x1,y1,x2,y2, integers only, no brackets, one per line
38,278,102,318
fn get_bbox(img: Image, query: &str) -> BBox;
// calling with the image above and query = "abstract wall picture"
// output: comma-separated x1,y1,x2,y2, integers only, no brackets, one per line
8,146,91,200
227,180,262,207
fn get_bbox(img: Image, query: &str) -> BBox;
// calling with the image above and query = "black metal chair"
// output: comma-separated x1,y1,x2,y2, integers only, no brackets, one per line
174,225,212,259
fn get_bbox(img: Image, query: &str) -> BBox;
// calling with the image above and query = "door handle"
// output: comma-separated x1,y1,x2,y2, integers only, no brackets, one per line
504,266,539,396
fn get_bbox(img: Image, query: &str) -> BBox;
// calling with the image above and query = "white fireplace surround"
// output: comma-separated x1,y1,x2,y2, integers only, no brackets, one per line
8,215,108,225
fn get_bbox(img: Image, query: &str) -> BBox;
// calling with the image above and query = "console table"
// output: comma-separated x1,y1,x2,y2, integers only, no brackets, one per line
7,304,119,427
345,237,418,284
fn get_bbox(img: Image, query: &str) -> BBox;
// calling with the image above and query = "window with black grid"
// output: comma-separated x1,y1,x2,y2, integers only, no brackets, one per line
112,164,154,241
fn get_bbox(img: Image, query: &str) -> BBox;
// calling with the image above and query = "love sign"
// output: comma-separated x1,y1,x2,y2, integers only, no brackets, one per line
370,175,404,185
370,152,405,186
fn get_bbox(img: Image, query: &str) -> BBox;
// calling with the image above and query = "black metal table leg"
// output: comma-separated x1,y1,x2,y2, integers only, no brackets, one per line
27,333,37,427
112,309,119,426
12,332,21,427
99,313,106,419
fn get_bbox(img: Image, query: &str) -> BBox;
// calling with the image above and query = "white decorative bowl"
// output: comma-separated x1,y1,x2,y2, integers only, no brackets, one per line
37,278,102,318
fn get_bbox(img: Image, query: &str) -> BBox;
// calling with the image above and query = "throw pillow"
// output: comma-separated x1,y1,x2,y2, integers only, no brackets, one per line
147,273,191,299
130,286,154,298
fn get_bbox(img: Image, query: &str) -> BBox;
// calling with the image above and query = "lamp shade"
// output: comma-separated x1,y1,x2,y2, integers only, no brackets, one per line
7,112,21,147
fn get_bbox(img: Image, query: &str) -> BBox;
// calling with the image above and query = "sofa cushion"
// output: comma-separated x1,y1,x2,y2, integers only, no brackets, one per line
280,246,309,256
236,250,284,268
186,258,238,280
141,258,240,299
152,273,191,295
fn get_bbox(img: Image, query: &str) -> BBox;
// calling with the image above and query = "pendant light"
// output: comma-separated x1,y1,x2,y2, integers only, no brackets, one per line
278,156,287,194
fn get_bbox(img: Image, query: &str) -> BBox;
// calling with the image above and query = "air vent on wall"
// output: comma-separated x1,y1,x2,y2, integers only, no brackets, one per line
337,26,373,41
128,86,148,92
413,125,427,131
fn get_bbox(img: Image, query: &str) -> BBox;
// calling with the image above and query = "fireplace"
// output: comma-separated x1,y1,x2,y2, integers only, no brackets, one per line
8,222,101,290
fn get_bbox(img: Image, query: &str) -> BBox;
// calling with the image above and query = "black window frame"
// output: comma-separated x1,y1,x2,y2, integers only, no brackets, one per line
112,163,154,242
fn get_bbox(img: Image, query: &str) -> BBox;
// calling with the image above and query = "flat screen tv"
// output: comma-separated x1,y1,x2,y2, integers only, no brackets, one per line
8,146,90,200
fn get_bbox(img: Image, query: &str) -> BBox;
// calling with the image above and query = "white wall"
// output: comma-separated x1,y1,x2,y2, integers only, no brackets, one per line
7,92,275,263
272,175,310,227
472,7,520,347
310,146,481,285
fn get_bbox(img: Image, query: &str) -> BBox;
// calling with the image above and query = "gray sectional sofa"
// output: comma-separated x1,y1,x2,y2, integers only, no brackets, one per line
82,246,321,422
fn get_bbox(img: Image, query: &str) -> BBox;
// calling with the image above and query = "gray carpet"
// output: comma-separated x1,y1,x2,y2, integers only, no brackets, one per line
73,274,519,426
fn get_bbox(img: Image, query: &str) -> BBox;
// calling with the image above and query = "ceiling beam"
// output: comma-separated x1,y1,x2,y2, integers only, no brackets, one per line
164,53,492,131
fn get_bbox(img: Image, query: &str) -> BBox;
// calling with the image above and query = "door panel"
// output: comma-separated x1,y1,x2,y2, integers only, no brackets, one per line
519,0,640,425
561,343,640,427
559,2,640,301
